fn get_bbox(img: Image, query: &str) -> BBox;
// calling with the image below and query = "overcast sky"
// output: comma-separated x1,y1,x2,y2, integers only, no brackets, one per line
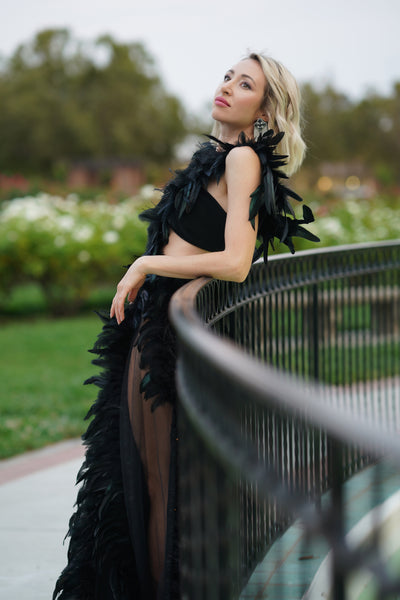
2,0,399,116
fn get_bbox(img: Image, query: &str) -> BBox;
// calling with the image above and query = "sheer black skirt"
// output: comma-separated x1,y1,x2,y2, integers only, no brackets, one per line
53,276,187,600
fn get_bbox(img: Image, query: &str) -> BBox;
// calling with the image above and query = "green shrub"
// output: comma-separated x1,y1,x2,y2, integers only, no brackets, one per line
1,190,399,315
0,190,154,314
294,194,400,251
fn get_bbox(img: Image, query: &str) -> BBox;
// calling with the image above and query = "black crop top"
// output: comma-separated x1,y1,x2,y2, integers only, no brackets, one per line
167,187,227,252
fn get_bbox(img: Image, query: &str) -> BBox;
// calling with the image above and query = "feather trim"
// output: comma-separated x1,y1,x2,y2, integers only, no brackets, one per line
53,309,140,599
53,277,184,599
140,130,319,263
208,130,320,260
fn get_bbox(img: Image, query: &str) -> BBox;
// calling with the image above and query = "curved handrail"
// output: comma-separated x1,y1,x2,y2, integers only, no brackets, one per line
170,278,400,459
169,240,400,599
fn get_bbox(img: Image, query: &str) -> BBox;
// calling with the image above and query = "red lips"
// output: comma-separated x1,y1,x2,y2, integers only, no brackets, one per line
215,96,230,107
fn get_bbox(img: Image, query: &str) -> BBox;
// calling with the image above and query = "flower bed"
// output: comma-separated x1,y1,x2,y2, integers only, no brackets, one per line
310,195,400,248
1,190,399,315
0,191,153,314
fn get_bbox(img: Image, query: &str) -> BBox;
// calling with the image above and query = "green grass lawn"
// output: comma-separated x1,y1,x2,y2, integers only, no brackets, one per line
0,314,103,458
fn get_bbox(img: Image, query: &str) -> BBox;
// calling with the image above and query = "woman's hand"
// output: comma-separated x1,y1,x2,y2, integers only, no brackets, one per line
110,259,146,324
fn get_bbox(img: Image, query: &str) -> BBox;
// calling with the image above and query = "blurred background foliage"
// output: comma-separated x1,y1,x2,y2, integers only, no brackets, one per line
0,192,149,315
0,29,188,176
1,28,400,187
0,29,400,185
301,82,400,187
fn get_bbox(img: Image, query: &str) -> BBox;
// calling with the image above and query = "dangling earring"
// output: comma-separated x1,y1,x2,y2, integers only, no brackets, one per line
253,118,268,140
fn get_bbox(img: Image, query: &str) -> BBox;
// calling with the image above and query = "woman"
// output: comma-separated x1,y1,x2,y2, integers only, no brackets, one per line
53,53,318,600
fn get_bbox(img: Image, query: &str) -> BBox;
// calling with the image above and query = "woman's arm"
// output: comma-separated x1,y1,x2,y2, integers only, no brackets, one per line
111,146,260,323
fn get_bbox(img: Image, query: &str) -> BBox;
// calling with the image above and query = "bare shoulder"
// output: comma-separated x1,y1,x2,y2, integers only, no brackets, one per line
225,145,260,174
225,145,261,187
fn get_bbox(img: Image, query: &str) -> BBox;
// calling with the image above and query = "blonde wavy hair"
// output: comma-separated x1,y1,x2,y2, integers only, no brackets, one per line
212,52,306,176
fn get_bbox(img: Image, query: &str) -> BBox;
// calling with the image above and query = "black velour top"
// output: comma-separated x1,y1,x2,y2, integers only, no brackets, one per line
167,187,226,252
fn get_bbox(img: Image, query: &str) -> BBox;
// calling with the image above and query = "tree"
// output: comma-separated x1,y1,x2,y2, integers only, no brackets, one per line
301,83,354,165
0,29,187,175
301,80,400,185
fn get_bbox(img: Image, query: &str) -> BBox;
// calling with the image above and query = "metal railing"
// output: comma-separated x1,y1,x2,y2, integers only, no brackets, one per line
169,241,400,600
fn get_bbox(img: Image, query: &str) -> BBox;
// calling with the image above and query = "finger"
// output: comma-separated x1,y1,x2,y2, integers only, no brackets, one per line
117,294,126,324
127,288,138,303
110,298,115,318
110,294,120,320
119,302,125,324
115,298,121,324
111,295,122,323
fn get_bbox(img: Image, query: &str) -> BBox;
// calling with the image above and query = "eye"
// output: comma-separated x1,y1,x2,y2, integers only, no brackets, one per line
223,73,231,82
240,80,252,90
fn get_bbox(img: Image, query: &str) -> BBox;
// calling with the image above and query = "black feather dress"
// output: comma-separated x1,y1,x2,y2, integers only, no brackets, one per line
53,131,318,600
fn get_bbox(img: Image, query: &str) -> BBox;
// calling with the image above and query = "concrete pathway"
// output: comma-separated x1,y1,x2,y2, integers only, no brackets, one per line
0,439,85,600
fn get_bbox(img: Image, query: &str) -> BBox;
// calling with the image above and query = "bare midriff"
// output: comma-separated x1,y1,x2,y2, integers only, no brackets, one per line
162,229,209,257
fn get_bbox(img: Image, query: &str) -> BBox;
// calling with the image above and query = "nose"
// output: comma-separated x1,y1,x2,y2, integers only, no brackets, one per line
220,79,232,95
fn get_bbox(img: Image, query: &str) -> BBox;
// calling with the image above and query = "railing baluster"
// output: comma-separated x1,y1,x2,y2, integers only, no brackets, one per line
170,241,400,599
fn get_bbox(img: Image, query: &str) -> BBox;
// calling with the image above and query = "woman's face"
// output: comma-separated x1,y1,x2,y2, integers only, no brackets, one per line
211,58,267,134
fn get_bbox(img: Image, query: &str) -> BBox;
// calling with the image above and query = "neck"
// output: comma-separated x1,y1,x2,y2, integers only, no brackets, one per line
216,122,253,145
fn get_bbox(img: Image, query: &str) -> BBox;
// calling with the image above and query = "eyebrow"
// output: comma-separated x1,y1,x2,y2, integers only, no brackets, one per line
227,68,256,85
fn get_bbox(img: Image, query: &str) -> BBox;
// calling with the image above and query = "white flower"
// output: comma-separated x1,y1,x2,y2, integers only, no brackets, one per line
345,200,363,216
112,215,126,229
66,193,79,203
78,250,91,263
103,230,119,244
318,217,345,237
72,225,94,242
58,215,75,231
25,205,52,221
140,184,157,200
1,197,53,222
